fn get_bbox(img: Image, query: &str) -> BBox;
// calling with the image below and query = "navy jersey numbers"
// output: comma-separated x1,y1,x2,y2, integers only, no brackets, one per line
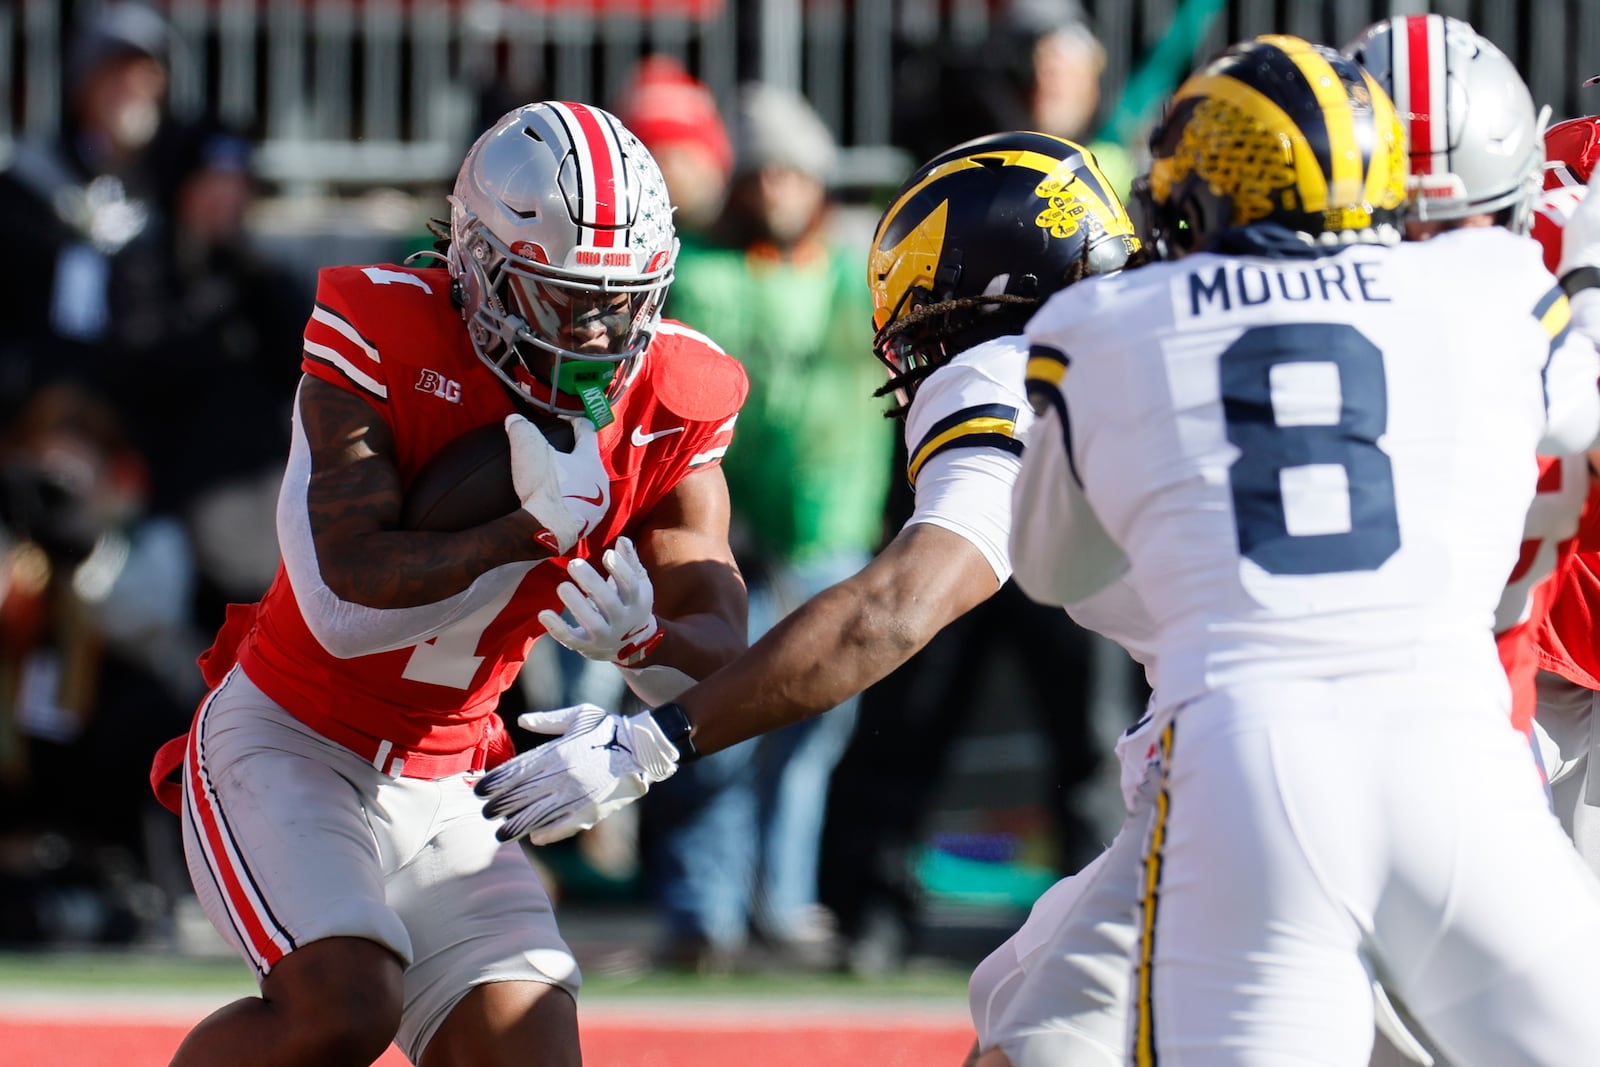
1219,323,1401,575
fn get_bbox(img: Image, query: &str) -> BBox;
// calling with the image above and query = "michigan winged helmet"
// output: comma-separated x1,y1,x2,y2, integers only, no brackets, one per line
867,132,1139,411
1134,34,1410,258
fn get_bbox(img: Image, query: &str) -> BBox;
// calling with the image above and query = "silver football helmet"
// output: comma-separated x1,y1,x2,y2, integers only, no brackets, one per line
1346,15,1548,233
448,101,678,423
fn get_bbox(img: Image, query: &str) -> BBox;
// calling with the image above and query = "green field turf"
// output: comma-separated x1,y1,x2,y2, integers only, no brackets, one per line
0,949,972,1003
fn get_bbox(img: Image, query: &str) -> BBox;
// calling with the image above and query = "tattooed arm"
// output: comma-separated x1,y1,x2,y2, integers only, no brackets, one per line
276,377,554,659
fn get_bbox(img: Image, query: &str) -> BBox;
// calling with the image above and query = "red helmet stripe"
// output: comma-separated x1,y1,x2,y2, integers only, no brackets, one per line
1402,16,1437,175
553,101,624,248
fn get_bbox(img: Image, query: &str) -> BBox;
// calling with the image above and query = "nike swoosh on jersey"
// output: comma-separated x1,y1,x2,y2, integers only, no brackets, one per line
632,425,686,446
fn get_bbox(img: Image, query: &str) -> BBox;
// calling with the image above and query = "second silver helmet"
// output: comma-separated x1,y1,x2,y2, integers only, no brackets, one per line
1346,14,1547,232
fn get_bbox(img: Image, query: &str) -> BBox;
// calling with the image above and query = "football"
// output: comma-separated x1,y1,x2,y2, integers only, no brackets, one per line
400,414,575,531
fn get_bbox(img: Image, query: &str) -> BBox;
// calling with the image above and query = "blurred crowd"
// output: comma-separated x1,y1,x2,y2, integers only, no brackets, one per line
0,0,306,946
0,0,1140,972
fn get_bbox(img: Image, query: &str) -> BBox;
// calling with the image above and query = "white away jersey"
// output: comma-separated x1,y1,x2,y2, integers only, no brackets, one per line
905,334,1161,666
901,336,1032,582
1020,226,1600,711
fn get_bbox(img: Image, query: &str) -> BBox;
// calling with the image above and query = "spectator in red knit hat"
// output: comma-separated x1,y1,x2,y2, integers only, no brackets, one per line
616,56,733,237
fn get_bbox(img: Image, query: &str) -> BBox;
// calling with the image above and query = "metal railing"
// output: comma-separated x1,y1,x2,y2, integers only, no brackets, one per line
6,1,1600,197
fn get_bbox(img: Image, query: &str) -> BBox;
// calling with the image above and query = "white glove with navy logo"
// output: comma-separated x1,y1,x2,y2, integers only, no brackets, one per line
505,414,610,554
476,704,680,844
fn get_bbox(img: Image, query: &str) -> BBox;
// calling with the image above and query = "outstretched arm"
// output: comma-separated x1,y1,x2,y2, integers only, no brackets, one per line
678,520,999,754
476,516,999,843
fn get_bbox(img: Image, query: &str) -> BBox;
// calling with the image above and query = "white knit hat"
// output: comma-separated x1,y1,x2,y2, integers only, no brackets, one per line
730,82,838,185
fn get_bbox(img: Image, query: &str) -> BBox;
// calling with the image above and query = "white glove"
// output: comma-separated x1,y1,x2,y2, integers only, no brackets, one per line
505,414,610,555
475,703,680,844
537,536,662,666
1557,170,1600,286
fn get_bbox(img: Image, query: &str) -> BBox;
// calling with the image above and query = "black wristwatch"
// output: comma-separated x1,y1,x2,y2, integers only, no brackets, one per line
649,702,701,762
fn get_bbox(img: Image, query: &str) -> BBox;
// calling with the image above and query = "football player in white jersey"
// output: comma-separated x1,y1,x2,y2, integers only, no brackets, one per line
1015,33,1600,1067
980,27,1600,1067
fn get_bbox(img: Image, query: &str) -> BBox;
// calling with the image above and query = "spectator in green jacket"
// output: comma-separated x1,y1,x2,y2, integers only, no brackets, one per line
642,82,894,971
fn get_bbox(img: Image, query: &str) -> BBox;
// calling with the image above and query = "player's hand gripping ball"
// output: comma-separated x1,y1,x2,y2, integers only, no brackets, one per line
400,413,575,532
506,413,610,554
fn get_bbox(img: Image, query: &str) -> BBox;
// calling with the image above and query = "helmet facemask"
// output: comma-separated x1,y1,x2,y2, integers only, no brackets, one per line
448,101,679,427
872,287,1048,416
453,203,671,424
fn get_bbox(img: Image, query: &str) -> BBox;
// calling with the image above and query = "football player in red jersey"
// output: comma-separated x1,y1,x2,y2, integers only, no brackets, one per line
476,130,1154,1067
1531,506,1600,878
154,101,748,1067
1531,104,1600,880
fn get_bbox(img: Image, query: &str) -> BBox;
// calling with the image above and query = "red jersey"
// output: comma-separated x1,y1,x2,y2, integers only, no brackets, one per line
230,264,746,772
1532,183,1588,276
1496,455,1592,735
1536,478,1600,693
1502,180,1597,734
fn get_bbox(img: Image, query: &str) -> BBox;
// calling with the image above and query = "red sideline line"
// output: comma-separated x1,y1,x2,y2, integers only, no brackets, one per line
0,993,971,1028
0,1018,974,1067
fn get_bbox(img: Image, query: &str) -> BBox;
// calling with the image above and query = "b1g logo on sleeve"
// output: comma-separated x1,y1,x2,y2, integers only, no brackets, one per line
416,369,462,403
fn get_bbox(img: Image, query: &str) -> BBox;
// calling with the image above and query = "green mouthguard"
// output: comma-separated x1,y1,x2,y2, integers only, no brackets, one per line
555,361,617,428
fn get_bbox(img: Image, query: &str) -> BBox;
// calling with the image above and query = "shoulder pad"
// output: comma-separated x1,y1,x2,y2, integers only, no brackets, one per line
904,340,1028,487
317,264,449,306
646,320,749,424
